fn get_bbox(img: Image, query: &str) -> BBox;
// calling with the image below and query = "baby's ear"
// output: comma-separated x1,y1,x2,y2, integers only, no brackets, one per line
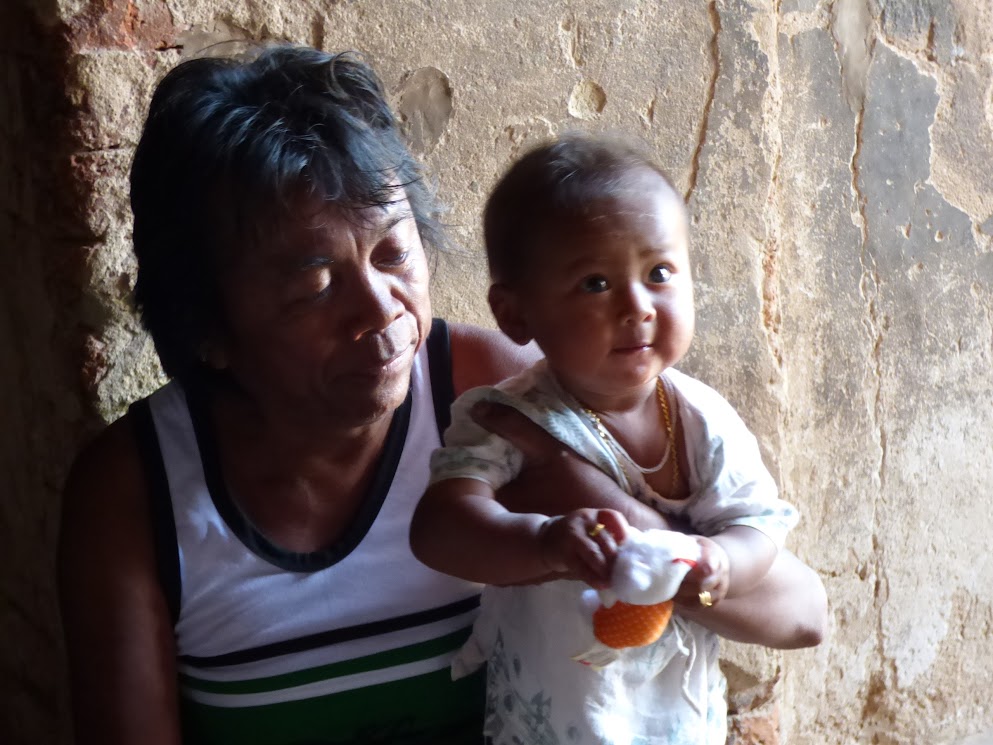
488,283,533,346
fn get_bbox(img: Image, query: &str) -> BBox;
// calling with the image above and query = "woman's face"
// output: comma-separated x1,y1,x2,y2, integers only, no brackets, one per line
212,190,432,432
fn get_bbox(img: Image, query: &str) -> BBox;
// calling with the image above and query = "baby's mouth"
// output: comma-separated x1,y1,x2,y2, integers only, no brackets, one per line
612,342,652,353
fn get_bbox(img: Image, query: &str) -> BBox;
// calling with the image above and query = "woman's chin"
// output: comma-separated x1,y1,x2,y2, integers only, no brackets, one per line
323,366,414,428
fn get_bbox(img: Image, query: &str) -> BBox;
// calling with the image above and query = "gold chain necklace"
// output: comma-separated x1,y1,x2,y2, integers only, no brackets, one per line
583,377,680,495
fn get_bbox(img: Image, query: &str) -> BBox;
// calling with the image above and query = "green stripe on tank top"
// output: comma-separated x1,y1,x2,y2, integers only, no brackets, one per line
179,628,471,696
180,664,485,745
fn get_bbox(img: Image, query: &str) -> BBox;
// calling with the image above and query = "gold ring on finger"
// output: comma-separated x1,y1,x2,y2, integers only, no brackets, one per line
588,523,606,539
698,590,714,608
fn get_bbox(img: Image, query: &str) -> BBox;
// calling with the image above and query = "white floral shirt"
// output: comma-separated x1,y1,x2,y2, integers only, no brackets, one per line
430,363,798,744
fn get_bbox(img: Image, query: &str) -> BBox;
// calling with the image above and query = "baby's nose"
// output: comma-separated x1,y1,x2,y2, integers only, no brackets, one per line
620,284,656,323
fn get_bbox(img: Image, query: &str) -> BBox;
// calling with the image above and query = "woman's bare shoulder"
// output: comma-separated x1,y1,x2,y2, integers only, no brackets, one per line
64,416,145,511
448,321,542,395
59,413,156,584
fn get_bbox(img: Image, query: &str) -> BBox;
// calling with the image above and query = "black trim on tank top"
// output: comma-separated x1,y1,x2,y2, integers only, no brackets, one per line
128,398,183,625
178,594,480,667
426,318,455,440
185,383,413,573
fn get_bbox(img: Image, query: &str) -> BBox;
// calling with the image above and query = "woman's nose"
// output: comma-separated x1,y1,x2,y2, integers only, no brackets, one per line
620,283,656,325
347,270,403,339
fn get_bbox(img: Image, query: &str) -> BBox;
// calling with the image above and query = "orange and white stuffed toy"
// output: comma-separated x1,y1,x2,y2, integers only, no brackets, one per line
573,528,700,668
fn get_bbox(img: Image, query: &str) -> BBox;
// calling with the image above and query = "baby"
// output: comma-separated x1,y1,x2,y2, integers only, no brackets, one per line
411,134,798,744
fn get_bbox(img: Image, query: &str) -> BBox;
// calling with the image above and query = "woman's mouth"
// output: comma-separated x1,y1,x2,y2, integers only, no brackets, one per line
351,319,418,373
355,342,414,375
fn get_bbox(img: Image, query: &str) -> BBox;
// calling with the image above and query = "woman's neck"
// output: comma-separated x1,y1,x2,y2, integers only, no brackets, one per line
211,376,394,462
206,384,398,552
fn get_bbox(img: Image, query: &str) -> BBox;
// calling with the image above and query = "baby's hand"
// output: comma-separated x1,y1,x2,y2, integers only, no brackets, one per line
538,508,628,589
673,536,730,608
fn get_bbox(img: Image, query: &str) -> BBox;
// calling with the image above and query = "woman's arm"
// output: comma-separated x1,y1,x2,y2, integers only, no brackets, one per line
471,402,827,649
58,419,183,745
676,549,827,649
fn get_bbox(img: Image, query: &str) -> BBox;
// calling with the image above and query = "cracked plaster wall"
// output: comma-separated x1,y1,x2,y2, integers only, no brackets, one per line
1,0,991,743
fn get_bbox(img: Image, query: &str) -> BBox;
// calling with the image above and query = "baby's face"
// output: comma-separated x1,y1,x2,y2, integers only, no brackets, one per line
513,169,694,410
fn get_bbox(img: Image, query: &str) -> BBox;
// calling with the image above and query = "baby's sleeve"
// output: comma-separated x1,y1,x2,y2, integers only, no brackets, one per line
679,385,799,548
685,433,799,548
428,387,525,492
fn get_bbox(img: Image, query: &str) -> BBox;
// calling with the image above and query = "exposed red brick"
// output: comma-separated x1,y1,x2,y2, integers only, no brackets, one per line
727,704,781,745
67,0,178,52
1,3,109,420
80,332,109,393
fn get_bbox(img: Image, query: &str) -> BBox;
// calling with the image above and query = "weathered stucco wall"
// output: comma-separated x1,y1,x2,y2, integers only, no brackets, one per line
2,0,991,743
776,2,993,742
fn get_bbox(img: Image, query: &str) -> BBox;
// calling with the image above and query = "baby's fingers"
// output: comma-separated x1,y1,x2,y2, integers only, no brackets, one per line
570,539,612,589
575,511,627,588
583,517,620,563
673,537,729,607
673,574,725,609
593,509,628,547
672,566,707,606
695,538,730,592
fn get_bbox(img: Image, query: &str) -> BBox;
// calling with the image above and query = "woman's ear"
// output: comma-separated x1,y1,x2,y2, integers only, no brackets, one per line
488,283,533,346
200,338,229,370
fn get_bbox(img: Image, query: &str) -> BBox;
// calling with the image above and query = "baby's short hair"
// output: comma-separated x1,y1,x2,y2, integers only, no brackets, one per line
483,133,678,284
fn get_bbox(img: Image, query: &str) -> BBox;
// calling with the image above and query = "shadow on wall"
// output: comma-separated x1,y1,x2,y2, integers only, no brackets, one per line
0,4,109,745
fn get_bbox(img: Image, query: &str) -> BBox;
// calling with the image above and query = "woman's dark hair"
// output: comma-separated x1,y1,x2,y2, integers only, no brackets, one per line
131,45,446,380
483,133,678,285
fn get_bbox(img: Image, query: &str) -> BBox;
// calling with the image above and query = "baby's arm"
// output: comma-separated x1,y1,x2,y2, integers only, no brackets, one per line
469,400,783,603
411,477,626,588
413,383,634,587
673,526,778,607
475,399,774,604
468,401,825,647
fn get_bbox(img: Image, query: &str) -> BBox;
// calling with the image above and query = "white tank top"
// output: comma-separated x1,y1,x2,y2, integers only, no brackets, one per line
130,321,484,744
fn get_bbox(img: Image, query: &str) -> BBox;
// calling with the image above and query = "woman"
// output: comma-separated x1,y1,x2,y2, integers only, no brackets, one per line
58,45,825,745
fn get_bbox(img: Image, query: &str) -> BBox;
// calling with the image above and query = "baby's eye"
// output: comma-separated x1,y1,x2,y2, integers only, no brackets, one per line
580,275,610,293
649,265,672,284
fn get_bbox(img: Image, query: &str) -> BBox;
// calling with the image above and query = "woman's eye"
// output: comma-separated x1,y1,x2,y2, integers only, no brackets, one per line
379,250,409,268
580,275,610,293
374,227,413,268
288,267,332,303
649,265,672,284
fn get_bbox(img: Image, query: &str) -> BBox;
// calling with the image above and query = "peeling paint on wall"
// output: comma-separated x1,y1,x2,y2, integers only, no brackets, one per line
396,66,454,155
567,77,607,119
